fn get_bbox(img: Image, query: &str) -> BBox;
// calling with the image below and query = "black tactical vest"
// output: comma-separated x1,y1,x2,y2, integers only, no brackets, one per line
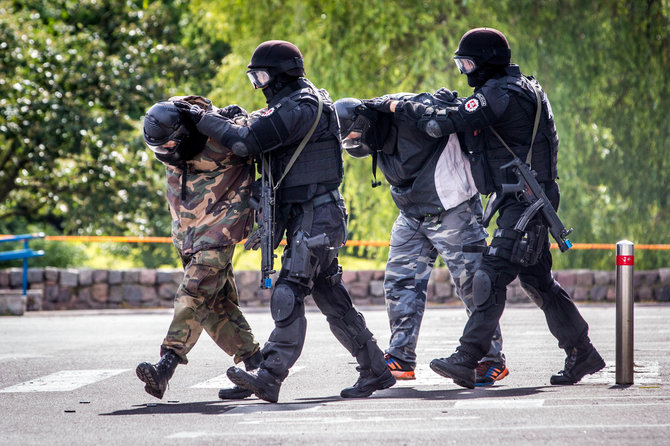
470,69,559,191
270,82,343,202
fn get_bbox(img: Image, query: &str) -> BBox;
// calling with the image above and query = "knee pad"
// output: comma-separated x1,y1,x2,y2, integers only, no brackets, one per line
473,269,494,309
271,284,298,323
327,307,373,356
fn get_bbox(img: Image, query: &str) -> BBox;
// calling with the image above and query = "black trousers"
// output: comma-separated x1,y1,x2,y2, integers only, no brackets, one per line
458,182,590,360
261,199,386,380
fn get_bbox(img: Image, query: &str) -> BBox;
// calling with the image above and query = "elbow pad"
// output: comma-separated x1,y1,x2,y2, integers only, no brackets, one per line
418,109,456,138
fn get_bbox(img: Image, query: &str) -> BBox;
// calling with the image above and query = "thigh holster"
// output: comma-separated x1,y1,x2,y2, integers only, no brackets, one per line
487,226,547,267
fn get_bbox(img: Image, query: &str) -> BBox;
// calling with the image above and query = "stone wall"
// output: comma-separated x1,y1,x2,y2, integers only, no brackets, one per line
1,266,669,313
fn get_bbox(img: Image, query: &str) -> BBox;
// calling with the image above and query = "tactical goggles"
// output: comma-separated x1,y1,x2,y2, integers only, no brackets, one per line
454,56,477,74
246,69,272,89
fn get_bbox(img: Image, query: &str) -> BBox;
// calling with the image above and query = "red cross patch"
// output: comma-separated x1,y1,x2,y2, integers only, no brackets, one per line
464,98,480,113
261,107,275,117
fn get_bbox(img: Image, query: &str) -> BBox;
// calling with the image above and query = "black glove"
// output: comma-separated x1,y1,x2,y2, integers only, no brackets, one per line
434,87,458,103
173,101,205,124
243,228,262,251
362,96,394,114
219,104,248,119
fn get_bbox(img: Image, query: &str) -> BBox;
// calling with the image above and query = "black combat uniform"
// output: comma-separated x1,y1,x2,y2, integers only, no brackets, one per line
369,28,604,388
191,40,395,402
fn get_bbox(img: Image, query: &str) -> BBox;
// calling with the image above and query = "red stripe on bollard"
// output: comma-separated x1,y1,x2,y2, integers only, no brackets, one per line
616,255,634,266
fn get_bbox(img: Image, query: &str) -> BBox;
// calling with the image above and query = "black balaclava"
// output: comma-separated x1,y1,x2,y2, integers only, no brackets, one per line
262,72,301,102
466,64,507,88
248,40,305,103
455,27,511,88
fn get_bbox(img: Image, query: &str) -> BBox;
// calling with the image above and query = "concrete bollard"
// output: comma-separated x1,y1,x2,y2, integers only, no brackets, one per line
615,240,634,385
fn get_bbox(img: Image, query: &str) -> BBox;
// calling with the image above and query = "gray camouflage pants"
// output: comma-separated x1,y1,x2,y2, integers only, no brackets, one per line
384,195,505,366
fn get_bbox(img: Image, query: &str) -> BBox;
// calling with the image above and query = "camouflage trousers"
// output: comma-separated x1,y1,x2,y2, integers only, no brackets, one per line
384,195,505,366
160,246,260,365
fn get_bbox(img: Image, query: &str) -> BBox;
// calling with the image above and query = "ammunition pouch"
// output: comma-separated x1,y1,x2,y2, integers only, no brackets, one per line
488,226,545,267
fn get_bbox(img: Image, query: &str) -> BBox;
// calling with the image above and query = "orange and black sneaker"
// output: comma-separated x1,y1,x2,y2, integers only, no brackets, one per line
385,353,416,380
475,360,509,387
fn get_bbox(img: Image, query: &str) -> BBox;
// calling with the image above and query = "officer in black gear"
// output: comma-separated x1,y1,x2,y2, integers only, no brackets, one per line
365,28,604,389
176,40,395,402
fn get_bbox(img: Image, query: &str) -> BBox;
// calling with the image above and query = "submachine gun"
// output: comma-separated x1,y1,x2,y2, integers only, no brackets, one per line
245,158,276,289
499,157,573,252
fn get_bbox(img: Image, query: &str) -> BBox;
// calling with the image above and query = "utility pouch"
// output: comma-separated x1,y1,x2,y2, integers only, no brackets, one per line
468,149,496,195
510,224,547,266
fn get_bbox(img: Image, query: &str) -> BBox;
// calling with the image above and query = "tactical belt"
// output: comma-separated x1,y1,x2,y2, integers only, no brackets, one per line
462,243,487,253
312,189,341,208
301,189,341,234
493,228,519,240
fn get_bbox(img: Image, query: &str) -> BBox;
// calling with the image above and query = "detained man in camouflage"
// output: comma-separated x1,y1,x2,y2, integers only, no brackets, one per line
335,89,508,386
136,95,262,400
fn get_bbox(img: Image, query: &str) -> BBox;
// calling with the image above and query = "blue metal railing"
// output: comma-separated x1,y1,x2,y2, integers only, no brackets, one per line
0,233,45,295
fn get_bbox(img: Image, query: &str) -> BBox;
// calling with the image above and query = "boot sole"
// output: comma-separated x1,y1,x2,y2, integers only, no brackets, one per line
550,355,606,385
430,360,475,389
227,370,279,403
340,373,396,398
136,363,165,399
391,370,416,380
218,387,253,400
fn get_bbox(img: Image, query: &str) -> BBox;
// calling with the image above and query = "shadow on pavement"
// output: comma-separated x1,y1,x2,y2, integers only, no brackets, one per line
100,400,239,416
100,396,343,416
376,385,553,400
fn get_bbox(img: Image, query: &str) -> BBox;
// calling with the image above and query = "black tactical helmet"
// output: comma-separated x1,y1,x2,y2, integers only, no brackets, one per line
143,101,190,154
334,98,361,137
454,27,511,71
247,40,305,89
143,98,208,163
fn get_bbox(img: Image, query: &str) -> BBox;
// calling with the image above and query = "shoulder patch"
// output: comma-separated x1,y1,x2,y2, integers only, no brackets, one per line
464,97,480,113
261,102,282,117
475,93,487,107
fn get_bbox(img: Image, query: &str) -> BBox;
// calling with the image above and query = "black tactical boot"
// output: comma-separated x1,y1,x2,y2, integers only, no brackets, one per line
226,366,281,403
550,344,605,385
218,350,263,400
340,367,396,398
430,350,478,389
136,350,180,399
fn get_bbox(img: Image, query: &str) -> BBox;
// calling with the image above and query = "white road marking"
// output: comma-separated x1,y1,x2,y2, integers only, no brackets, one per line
190,366,305,389
0,353,50,362
168,423,670,440
167,432,220,439
580,360,660,385
0,369,127,393
454,398,544,409
227,403,322,415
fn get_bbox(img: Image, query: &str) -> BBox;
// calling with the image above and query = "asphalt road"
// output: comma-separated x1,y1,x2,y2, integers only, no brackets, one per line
0,303,668,445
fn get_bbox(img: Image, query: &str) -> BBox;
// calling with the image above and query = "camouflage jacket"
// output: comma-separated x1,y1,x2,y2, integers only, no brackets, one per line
160,96,254,256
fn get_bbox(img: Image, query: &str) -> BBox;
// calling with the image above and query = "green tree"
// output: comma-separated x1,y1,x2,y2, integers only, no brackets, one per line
0,0,229,267
499,0,670,269
198,0,669,269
